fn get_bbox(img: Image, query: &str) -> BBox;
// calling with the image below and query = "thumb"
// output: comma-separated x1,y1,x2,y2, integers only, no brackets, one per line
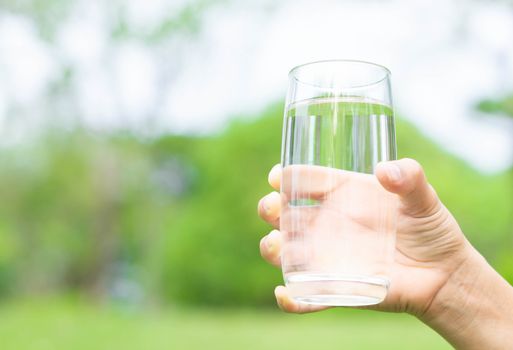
375,158,440,217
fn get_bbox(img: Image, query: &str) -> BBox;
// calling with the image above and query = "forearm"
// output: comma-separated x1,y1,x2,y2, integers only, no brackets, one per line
422,244,513,349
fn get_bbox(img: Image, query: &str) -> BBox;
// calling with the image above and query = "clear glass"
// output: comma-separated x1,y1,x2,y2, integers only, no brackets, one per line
280,59,397,306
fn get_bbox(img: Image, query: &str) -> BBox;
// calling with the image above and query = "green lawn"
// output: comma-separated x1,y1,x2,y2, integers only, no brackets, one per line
0,299,451,349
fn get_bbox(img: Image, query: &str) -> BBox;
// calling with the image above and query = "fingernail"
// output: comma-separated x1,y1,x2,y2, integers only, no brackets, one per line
275,287,285,310
266,230,279,251
387,164,402,182
266,239,274,253
268,164,281,186
276,296,284,311
260,197,271,215
263,192,281,216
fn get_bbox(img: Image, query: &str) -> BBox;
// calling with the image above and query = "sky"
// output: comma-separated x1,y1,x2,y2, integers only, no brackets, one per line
0,0,512,173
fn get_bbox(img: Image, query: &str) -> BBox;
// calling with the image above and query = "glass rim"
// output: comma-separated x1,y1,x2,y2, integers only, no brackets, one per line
288,59,391,90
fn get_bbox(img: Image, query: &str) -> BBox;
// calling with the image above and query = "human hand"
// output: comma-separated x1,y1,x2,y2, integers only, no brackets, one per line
257,158,472,317
258,158,513,349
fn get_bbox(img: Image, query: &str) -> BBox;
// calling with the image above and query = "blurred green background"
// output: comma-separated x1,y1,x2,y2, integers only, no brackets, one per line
0,0,512,349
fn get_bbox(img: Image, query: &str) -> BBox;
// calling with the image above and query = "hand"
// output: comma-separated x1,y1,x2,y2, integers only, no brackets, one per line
257,159,472,317
258,158,513,349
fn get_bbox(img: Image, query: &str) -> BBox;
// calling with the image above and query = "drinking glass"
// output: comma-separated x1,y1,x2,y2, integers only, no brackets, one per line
280,59,397,306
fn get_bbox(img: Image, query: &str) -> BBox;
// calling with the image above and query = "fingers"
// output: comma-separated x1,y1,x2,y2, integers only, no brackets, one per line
274,286,330,314
260,164,345,227
375,158,440,217
257,191,281,227
257,164,281,228
259,229,282,267
268,164,281,191
281,164,346,199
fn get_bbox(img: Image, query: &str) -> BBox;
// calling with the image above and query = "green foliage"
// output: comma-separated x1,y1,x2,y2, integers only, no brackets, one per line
156,106,284,306
0,0,75,41
0,131,171,297
112,0,222,42
0,103,511,306
477,95,513,117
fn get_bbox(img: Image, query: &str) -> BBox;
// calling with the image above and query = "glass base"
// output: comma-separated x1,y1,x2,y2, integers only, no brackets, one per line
285,273,389,307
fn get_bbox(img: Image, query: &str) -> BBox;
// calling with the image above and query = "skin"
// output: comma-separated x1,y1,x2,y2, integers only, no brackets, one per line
258,158,513,349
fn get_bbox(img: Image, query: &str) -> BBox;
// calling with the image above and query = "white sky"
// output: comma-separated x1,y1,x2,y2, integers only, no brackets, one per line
0,0,512,173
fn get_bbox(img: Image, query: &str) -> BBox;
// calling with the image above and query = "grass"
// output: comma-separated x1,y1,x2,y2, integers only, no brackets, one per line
0,298,451,350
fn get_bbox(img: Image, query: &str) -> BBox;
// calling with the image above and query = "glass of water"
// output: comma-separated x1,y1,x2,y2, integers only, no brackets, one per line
280,59,397,306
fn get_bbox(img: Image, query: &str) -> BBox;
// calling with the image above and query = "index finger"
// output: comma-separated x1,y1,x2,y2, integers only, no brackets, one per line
281,164,348,199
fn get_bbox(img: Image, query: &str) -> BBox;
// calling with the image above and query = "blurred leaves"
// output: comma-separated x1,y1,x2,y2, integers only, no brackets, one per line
477,95,513,118
112,0,223,43
0,104,511,306
0,0,74,41
0,0,223,43
0,0,512,308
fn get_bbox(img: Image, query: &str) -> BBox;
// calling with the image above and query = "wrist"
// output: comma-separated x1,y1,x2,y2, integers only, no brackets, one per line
420,243,485,331
421,243,513,349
